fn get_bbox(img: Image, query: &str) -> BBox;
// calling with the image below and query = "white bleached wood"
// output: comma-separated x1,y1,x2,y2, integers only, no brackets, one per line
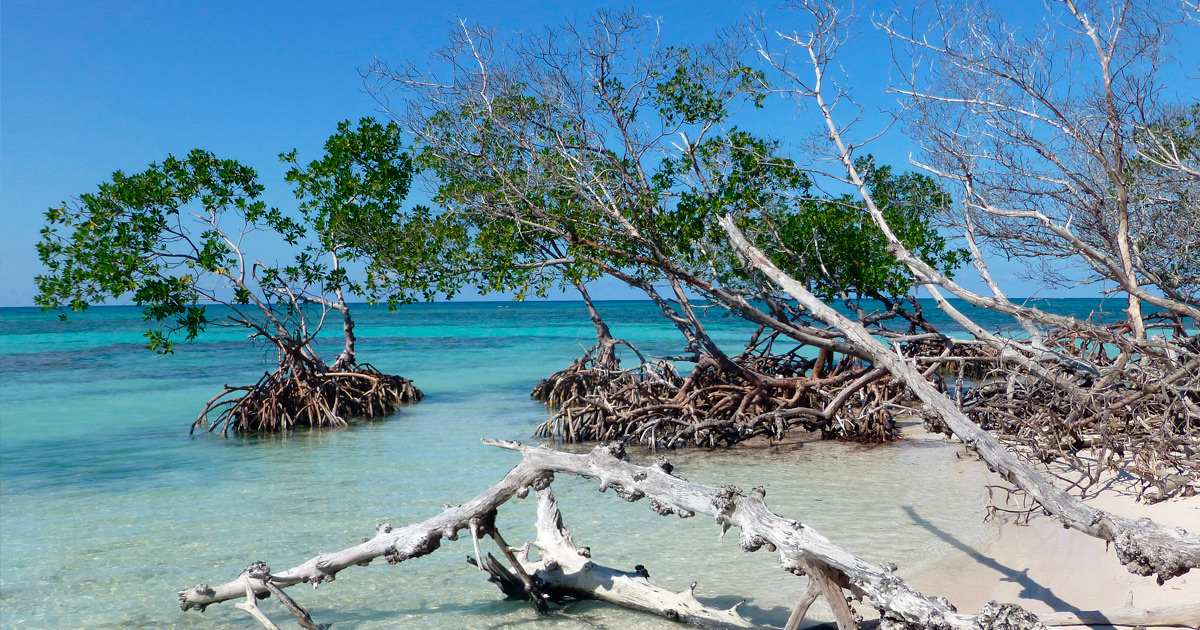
179,461,552,610
518,487,753,628
182,438,1195,629
233,575,282,630
718,214,1200,585
489,439,1034,630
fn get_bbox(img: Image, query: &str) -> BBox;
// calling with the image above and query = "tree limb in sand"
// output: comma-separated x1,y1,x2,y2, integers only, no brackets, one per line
173,439,1200,630
719,214,1200,584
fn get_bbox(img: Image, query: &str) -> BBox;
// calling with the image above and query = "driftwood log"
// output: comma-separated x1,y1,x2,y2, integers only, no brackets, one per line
481,485,755,628
719,215,1200,584
178,440,1199,629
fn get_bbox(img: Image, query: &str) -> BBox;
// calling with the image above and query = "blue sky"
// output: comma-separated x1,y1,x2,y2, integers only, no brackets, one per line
2,0,1176,307
0,1,771,306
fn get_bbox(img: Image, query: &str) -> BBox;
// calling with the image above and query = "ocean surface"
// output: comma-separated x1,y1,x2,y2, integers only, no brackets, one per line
0,299,1121,629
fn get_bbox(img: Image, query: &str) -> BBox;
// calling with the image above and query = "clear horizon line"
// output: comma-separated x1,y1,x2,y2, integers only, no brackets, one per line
0,295,1119,311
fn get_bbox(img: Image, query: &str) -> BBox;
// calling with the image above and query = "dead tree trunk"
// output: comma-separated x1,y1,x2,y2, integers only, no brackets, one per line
509,487,754,627
177,448,756,629
180,439,1165,630
719,214,1200,584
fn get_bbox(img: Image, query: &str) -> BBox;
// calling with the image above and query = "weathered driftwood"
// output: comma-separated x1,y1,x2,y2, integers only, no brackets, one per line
720,215,1200,584
500,487,755,628
179,445,751,629
496,440,1037,630
182,439,1059,630
180,439,1200,629
179,457,549,611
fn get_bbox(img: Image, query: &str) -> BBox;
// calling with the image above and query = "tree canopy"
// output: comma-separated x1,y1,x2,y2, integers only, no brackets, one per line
36,118,423,433
362,10,966,352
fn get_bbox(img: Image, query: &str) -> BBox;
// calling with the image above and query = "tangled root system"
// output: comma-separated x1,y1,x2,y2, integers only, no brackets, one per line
958,325,1200,500
534,332,904,450
534,359,684,443
193,362,423,436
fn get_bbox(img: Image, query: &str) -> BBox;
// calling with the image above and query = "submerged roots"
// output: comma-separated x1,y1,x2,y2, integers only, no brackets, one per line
533,359,684,444
534,334,902,449
542,319,1198,498
193,362,423,436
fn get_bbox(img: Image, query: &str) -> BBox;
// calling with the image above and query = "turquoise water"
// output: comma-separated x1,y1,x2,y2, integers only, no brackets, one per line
0,299,1117,629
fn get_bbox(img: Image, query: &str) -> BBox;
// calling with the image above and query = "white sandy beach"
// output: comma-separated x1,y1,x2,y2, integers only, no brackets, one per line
907,429,1200,626
706,423,1198,627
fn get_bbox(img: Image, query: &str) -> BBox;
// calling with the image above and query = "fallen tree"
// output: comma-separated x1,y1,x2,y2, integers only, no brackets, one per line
749,0,1200,500
178,440,1200,630
720,215,1200,584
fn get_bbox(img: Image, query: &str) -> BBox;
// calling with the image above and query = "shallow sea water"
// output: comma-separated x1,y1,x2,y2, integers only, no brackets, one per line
0,300,1119,629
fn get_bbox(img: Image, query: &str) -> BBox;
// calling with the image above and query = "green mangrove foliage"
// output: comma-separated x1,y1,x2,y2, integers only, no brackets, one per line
36,119,422,435
1130,105,1200,306
356,11,968,446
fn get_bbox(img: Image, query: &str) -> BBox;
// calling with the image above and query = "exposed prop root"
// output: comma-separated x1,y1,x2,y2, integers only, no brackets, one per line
193,361,422,436
901,323,1200,499
534,331,904,449
959,325,1200,499
532,360,680,410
